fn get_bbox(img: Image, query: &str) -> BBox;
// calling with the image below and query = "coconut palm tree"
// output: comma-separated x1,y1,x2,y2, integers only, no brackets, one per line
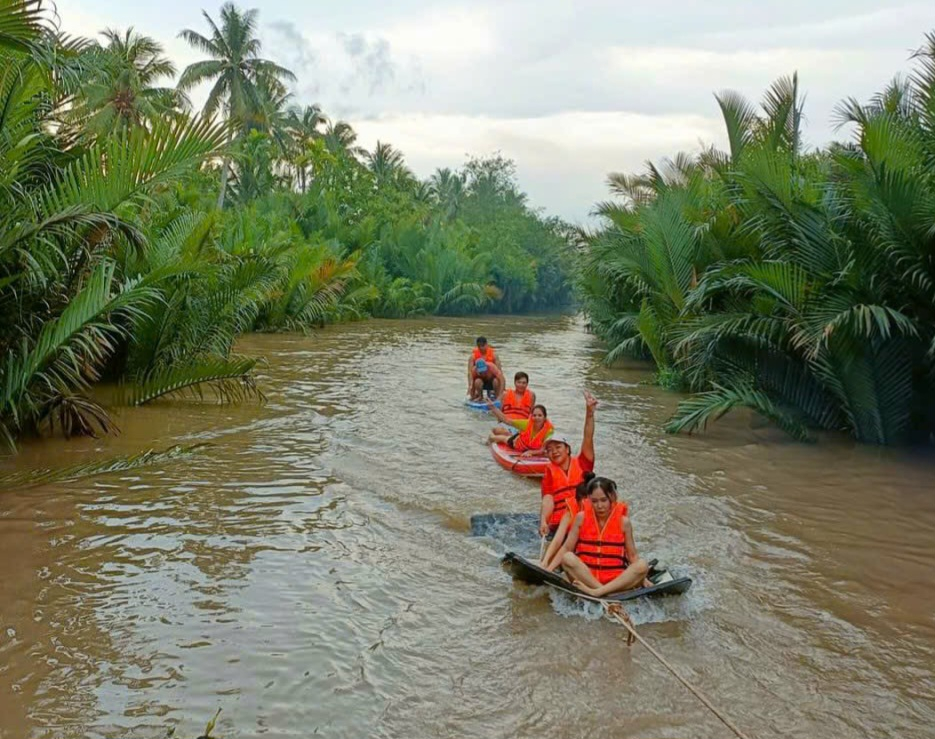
429,167,466,220
286,103,326,192
322,119,364,157
365,141,413,188
78,27,183,134
178,2,295,209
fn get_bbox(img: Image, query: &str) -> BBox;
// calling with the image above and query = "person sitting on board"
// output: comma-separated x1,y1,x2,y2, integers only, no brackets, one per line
500,371,536,419
539,471,596,570
470,358,504,402
538,390,598,538
560,476,651,597
467,336,502,401
485,401,553,454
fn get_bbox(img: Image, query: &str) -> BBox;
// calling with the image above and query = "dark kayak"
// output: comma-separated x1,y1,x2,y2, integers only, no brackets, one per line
471,512,692,603
502,552,692,603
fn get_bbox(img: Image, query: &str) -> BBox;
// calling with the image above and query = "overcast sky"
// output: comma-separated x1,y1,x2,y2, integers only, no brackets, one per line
57,0,934,222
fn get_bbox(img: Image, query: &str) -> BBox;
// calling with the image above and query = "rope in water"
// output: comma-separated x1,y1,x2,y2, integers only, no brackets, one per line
603,602,754,739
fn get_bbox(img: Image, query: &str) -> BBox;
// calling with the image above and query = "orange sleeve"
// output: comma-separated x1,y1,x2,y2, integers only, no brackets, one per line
577,453,594,473
541,467,553,496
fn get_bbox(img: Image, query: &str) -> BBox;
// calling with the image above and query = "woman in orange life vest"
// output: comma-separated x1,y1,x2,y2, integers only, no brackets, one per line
538,390,598,538
486,402,553,454
561,476,650,597
499,371,536,419
467,336,503,401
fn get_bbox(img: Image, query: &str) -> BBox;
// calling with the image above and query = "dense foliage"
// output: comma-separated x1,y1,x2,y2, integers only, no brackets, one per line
0,0,573,448
580,38,935,444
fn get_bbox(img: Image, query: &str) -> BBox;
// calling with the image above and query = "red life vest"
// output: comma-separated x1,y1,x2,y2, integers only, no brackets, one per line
514,419,553,452
541,456,587,529
575,499,629,585
501,388,533,419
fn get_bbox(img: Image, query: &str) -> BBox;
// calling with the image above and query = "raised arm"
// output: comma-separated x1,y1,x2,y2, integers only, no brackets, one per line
581,391,598,463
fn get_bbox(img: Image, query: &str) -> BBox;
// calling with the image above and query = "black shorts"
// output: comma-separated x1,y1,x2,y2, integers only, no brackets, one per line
506,433,520,449
483,378,494,392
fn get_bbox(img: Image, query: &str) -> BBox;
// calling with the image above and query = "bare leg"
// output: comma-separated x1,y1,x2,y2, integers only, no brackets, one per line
471,377,483,400
487,430,513,445
493,376,503,399
543,543,570,572
573,558,650,598
561,552,602,590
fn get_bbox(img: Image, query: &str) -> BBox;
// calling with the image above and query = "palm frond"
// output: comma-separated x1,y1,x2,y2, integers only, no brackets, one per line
665,380,812,441
119,356,263,406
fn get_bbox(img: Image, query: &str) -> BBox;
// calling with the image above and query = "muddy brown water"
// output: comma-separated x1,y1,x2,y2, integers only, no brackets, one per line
1,315,933,739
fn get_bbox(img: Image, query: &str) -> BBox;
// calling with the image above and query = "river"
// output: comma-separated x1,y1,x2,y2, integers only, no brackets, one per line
0,315,933,739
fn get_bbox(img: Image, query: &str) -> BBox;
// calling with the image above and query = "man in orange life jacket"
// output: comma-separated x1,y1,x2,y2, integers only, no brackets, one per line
500,372,536,420
468,336,503,401
538,390,598,537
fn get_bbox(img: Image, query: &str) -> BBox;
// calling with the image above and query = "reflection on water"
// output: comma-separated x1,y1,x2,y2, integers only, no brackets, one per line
1,315,933,738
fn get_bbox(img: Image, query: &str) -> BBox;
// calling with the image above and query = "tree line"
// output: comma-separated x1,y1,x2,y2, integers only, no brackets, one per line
0,1,574,448
579,35,935,445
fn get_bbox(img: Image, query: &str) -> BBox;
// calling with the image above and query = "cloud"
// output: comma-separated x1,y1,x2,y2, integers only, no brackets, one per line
268,20,318,72
262,21,426,118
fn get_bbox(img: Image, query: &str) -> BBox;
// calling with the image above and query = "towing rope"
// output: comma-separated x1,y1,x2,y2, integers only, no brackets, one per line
603,602,754,739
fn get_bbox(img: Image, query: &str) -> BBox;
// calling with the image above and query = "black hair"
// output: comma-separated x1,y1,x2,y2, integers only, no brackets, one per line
532,404,547,418
586,476,619,505
476,336,488,346
514,371,529,383
575,471,597,501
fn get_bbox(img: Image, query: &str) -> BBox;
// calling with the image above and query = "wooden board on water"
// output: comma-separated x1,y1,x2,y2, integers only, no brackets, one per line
503,552,692,603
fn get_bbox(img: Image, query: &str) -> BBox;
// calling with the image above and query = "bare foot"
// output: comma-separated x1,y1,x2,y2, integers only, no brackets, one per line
572,579,600,596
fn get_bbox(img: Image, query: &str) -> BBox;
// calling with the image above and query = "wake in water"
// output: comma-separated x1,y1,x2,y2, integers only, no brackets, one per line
470,512,710,626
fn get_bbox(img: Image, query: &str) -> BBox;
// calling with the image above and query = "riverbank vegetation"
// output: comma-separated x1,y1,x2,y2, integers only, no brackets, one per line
0,0,573,448
579,33,935,445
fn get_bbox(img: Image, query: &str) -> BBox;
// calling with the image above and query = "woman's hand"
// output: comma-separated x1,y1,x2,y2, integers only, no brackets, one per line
538,521,550,538
584,390,599,414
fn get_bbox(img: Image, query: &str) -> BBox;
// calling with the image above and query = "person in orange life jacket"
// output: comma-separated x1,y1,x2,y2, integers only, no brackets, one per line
486,402,553,454
470,358,504,402
499,372,536,419
561,476,651,597
539,471,596,570
538,390,598,538
467,336,503,401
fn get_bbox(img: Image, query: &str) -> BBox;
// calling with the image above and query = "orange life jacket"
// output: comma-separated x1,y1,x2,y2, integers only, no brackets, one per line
515,419,553,452
575,499,630,585
542,456,587,529
501,388,533,419
472,346,496,363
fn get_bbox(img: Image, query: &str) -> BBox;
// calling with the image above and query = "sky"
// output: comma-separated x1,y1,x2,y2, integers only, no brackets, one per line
56,0,935,223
